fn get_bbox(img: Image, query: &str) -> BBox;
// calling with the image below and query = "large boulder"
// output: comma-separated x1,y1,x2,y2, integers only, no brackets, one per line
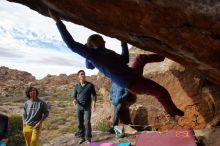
92,48,220,130
6,0,220,85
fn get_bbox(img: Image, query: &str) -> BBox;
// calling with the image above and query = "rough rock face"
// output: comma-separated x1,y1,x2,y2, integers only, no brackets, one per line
6,0,220,85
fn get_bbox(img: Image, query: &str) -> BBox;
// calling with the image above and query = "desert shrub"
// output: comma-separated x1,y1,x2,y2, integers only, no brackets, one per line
58,125,76,134
2,88,24,98
51,90,72,101
48,117,66,127
0,96,26,103
94,119,110,132
38,88,49,97
96,96,104,104
8,113,25,146
96,91,109,104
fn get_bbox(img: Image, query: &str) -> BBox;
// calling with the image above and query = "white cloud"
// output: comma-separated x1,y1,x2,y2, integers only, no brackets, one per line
0,1,129,79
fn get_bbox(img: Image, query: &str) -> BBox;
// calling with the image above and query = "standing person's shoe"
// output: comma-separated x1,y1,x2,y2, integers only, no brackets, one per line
74,132,81,138
107,127,115,134
78,138,86,145
86,137,91,143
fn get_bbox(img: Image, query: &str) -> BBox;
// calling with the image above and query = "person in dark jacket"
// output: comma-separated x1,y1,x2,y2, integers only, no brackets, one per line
48,9,184,117
73,70,96,144
0,113,9,146
108,82,129,133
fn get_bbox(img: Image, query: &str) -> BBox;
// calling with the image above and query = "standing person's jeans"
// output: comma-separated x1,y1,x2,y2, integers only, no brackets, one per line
112,103,122,126
76,104,92,139
0,141,6,146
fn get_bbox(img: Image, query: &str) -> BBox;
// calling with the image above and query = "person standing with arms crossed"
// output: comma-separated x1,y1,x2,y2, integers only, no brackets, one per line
73,70,96,144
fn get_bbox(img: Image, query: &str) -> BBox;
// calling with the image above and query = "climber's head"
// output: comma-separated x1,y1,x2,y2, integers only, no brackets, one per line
87,34,105,48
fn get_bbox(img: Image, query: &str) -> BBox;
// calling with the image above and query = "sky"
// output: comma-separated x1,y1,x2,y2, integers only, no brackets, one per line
0,1,126,79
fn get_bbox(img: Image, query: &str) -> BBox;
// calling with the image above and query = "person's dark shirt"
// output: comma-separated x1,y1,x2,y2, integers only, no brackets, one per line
73,81,96,107
0,114,8,140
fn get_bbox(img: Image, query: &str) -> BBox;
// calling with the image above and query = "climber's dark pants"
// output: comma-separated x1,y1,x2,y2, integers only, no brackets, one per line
128,54,181,116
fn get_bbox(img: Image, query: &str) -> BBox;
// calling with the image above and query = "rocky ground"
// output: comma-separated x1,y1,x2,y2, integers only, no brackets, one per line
1,98,220,146
43,128,220,146
44,131,137,146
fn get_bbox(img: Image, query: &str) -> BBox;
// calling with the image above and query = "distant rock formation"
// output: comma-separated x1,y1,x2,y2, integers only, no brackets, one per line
0,66,35,97
0,66,110,98
0,66,35,82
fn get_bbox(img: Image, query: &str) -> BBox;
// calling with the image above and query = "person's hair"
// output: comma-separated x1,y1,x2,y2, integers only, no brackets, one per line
25,86,39,99
87,34,104,48
77,70,85,75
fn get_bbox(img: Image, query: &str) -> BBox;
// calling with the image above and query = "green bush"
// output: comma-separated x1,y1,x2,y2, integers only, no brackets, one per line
96,92,105,104
51,90,72,101
0,96,26,103
8,113,25,146
94,119,110,132
59,125,76,134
